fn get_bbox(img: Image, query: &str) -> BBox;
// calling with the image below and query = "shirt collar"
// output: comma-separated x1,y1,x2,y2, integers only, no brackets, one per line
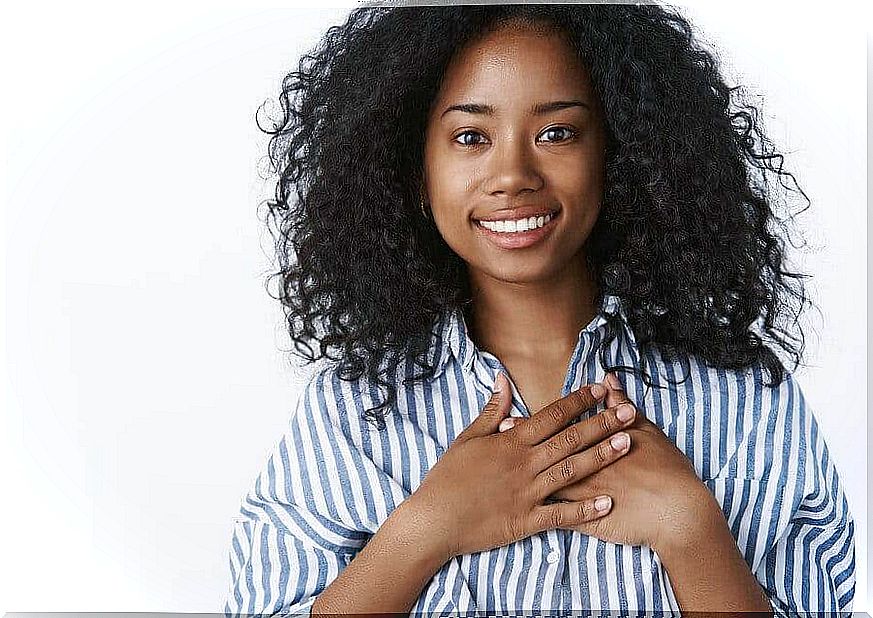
431,294,637,379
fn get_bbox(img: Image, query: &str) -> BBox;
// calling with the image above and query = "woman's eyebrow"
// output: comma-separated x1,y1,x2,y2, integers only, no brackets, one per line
440,99,590,119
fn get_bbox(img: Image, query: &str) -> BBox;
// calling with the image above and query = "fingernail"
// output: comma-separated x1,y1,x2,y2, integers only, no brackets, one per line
494,371,505,394
610,433,629,451
607,373,622,390
590,384,606,398
616,403,635,422
498,418,515,432
594,496,612,512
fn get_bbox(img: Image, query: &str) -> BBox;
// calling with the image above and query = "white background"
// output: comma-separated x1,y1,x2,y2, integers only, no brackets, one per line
1,1,868,613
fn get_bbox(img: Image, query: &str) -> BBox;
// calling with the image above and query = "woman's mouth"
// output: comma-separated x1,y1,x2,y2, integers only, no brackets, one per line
473,209,560,250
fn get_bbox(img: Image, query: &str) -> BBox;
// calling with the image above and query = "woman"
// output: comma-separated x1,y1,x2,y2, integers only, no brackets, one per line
225,4,855,614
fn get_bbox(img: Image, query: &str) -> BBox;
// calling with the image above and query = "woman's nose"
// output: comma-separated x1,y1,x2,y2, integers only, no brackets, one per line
486,137,544,197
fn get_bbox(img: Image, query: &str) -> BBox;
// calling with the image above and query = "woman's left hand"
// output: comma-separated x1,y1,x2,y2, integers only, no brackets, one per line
501,373,723,553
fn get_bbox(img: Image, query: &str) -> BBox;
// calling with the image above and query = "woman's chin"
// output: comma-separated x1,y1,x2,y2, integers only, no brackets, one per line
470,259,561,285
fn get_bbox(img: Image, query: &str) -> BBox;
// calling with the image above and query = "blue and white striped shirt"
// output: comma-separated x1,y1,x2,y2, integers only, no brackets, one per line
225,294,855,615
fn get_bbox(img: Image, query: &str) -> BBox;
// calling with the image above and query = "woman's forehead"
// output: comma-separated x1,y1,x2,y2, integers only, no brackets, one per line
432,25,595,116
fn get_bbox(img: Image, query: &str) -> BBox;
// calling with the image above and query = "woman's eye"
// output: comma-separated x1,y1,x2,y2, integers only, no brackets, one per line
453,127,577,148
538,126,578,143
453,130,488,147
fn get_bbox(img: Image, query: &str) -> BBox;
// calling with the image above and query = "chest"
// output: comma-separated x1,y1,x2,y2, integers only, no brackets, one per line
501,358,572,416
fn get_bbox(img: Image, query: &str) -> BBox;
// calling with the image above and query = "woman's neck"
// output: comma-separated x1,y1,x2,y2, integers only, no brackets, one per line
466,251,599,364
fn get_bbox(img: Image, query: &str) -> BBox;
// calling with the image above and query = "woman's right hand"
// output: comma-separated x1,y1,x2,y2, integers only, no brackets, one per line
408,371,636,562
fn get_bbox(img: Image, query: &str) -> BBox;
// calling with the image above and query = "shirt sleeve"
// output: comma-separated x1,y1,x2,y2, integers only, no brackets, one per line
223,368,378,617
751,376,856,614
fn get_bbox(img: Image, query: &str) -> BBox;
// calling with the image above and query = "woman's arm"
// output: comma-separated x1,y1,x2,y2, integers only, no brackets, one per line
656,489,772,613
311,495,450,615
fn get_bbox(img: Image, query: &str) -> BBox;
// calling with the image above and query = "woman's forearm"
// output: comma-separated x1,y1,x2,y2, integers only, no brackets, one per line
656,492,772,614
311,495,451,615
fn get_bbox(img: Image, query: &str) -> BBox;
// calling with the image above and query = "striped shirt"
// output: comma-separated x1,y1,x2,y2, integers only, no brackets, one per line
224,294,855,615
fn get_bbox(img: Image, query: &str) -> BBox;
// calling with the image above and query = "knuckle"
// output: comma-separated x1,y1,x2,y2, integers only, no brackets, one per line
544,467,560,488
544,436,563,455
577,387,596,410
560,458,575,481
562,425,580,449
597,411,614,435
579,500,594,521
595,441,611,465
505,515,523,542
531,508,550,532
550,506,564,529
565,391,584,416
548,403,566,425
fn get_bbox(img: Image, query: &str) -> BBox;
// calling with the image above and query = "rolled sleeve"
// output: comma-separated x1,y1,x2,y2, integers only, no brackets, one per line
224,517,350,617
224,368,378,617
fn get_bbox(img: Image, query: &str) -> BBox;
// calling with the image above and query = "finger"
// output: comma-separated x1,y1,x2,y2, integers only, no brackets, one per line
515,383,607,446
459,371,513,440
604,372,632,408
603,372,654,429
535,431,631,499
527,494,613,535
531,400,636,470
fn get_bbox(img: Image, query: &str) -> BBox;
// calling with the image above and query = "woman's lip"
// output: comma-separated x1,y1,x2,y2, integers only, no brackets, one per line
473,210,560,250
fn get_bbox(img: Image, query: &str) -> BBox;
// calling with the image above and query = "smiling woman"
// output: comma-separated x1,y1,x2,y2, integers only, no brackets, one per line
224,3,855,615
424,22,604,279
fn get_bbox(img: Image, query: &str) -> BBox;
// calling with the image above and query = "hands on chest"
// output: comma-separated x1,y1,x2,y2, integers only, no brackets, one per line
409,371,720,563
510,373,719,553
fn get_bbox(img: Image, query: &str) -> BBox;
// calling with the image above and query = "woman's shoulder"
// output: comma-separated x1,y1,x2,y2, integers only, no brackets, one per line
639,346,818,478
643,344,808,417
291,362,375,425
289,358,416,437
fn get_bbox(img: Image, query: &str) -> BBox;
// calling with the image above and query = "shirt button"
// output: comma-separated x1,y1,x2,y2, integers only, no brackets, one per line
546,550,560,564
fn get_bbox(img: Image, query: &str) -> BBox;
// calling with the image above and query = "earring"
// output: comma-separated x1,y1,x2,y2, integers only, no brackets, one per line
419,193,431,220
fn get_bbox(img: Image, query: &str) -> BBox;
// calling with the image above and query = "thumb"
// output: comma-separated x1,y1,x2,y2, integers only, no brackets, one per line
604,371,631,409
460,371,513,440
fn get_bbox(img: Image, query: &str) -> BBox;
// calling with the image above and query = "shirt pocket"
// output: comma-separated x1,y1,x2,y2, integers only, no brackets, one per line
701,475,778,572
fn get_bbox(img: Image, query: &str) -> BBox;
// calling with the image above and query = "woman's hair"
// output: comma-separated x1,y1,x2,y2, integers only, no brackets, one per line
258,3,815,429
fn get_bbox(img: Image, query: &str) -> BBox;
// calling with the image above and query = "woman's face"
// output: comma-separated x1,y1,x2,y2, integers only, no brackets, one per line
423,21,606,284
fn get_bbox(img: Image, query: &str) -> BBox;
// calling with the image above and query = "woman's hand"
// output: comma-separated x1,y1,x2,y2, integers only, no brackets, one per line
499,372,719,553
408,372,637,562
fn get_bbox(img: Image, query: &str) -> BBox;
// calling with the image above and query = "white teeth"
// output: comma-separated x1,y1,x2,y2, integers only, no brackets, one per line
478,213,553,233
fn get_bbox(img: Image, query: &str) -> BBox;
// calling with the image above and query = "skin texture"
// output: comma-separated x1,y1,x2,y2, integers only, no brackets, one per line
423,23,604,414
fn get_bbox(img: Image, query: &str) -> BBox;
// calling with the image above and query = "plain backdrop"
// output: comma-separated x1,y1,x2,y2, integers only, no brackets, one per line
1,1,868,613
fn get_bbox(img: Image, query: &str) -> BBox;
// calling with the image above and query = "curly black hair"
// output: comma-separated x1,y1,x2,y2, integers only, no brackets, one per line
257,2,816,430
